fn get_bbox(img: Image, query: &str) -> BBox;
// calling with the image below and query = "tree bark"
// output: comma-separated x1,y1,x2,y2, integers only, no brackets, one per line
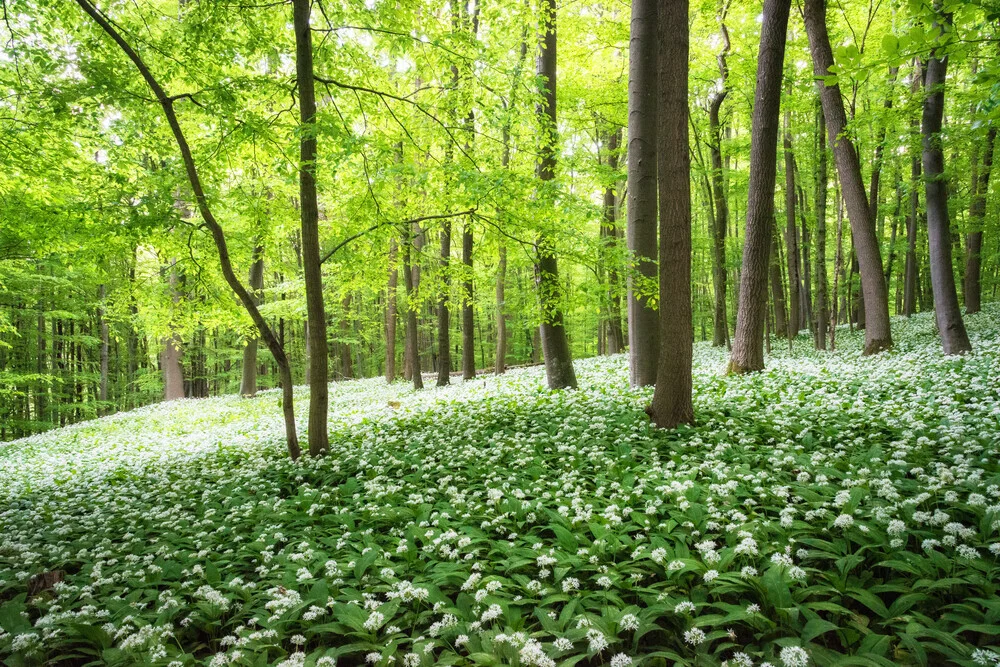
708,16,730,348
814,100,829,349
804,0,892,355
783,98,801,339
904,63,923,317
292,0,329,455
728,0,791,374
495,242,507,374
649,0,692,428
386,237,398,381
626,0,659,386
965,126,996,314
535,0,577,390
239,245,264,396
162,262,185,401
437,220,452,386
601,127,625,355
461,218,475,379
403,221,423,389
97,284,109,409
921,33,971,354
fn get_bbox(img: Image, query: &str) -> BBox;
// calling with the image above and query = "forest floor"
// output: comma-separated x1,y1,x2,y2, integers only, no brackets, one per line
2,307,999,667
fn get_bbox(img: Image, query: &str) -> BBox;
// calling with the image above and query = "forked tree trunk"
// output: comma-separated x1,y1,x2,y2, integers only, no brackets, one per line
965,126,996,314
626,0,659,386
535,0,577,390
921,35,971,355
804,0,892,355
728,0,791,374
649,0,692,428
293,0,329,456
240,246,264,396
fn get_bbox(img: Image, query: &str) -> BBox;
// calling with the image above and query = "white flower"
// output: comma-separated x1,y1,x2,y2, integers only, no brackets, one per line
363,611,385,632
780,646,809,667
610,654,632,667
833,514,854,529
674,601,696,614
619,613,639,631
683,628,706,645
703,569,719,583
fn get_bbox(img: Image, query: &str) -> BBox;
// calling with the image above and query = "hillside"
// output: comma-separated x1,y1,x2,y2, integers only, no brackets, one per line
2,309,1000,667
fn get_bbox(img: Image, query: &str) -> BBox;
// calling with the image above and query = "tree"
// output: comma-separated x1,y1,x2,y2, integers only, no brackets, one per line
921,12,971,355
803,0,892,355
73,0,301,458
814,101,829,349
965,126,996,314
783,88,801,340
649,0,692,429
708,11,731,349
535,0,577,390
239,245,264,397
728,0,792,374
626,0,659,387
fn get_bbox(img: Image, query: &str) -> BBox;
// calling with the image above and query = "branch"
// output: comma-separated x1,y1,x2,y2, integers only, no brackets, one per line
320,209,477,265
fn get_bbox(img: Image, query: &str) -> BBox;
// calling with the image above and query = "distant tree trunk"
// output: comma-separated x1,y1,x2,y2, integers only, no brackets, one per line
783,98,801,340
292,0,329,456
601,127,625,355
626,0,659,386
904,63,923,317
727,0,791,374
535,0,577,390
965,126,995,314
403,222,423,389
162,262,185,401
437,220,452,386
769,226,788,337
884,181,902,290
495,242,507,374
240,245,264,396
649,0,692,428
804,0,892,355
921,30,971,355
461,218,476,379
339,294,353,379
386,237,398,381
869,65,900,290
797,182,813,330
97,284,109,409
814,101,829,349
709,15,731,348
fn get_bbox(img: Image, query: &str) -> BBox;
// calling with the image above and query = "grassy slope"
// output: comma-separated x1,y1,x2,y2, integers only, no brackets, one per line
1,308,999,667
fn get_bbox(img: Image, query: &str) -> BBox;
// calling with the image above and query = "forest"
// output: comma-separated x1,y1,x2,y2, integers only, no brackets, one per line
1,0,999,665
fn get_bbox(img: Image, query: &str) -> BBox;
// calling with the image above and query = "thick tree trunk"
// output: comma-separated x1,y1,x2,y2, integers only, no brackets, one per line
965,126,996,314
626,0,659,386
535,0,577,390
804,0,892,355
728,0,791,374
293,0,329,455
240,246,264,396
386,237,398,381
649,0,692,428
783,101,801,340
708,18,730,348
921,41,971,354
437,221,452,386
461,218,475,379
815,102,829,350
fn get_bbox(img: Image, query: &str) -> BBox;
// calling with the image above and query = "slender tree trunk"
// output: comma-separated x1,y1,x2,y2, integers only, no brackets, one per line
386,237,398,381
495,243,507,374
626,0,659,386
403,222,423,389
708,16,731,348
921,32,971,354
884,181,902,289
797,183,813,331
815,101,829,349
601,127,625,355
292,0,329,455
535,0,577,390
965,126,996,314
461,218,476,379
437,220,452,386
783,98,801,340
904,63,923,317
240,245,264,396
804,0,892,354
162,262,185,401
769,226,788,337
649,0,692,428
728,0,791,374
869,66,900,285
97,284,109,410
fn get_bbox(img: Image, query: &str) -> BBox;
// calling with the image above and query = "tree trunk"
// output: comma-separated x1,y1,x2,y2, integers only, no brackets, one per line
626,0,659,386
601,127,625,355
727,0,791,374
461,218,475,379
921,36,971,354
649,0,692,428
904,63,923,317
292,0,329,455
437,221,452,386
535,0,577,390
240,245,264,396
769,226,788,338
386,237,398,381
965,126,996,314
403,222,423,389
97,284,109,409
495,242,507,374
804,0,892,355
783,99,801,340
339,294,353,379
708,18,730,348
815,100,829,349
162,262,185,401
